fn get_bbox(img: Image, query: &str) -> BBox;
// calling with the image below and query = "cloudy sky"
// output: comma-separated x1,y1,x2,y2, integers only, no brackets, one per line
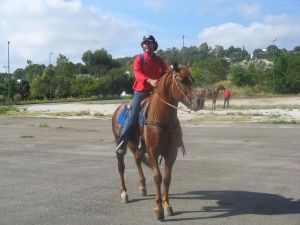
1,0,300,72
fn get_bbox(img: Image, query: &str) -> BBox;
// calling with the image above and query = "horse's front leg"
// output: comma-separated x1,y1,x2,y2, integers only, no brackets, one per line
212,99,216,110
148,152,164,220
162,147,177,216
116,152,129,203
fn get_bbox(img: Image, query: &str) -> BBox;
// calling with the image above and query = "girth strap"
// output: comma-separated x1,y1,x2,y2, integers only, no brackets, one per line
144,120,178,130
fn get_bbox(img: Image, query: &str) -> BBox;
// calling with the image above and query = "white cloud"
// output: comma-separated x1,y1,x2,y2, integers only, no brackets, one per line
0,0,144,71
235,3,261,20
143,0,166,12
198,14,300,53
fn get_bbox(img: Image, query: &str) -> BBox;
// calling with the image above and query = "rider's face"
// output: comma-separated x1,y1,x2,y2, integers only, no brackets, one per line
142,41,155,54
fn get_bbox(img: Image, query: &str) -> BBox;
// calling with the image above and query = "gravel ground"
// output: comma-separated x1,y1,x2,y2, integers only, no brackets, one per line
0,117,299,225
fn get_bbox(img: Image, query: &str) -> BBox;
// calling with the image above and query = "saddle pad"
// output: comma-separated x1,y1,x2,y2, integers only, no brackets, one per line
116,105,129,126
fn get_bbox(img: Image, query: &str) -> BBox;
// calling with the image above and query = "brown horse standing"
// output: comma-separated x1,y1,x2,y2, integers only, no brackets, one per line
206,84,225,110
112,63,204,220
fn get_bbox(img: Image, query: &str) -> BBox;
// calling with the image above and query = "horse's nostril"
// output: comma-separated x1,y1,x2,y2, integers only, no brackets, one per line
197,98,202,106
196,97,205,109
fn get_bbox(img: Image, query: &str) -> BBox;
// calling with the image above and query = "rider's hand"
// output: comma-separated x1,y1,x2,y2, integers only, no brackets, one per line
147,78,158,87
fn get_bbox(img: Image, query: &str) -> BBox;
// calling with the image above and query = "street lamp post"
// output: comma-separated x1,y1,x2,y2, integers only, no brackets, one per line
7,41,11,104
182,35,185,65
8,41,10,75
49,52,53,65
272,38,276,93
49,52,53,101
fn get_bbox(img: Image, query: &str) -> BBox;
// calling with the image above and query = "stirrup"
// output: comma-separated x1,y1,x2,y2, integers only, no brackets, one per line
116,147,126,155
116,140,125,151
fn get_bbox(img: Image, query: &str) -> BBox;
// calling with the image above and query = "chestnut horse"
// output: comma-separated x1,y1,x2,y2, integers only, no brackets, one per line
111,63,204,220
205,84,225,110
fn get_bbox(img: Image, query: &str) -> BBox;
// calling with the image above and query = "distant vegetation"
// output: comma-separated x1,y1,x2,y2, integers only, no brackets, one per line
1,43,300,104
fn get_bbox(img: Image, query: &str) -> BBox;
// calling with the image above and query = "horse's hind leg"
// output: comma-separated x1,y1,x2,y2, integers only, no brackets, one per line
131,145,147,196
116,152,129,203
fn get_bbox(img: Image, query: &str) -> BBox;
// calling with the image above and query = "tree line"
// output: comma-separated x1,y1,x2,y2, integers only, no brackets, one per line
1,43,300,103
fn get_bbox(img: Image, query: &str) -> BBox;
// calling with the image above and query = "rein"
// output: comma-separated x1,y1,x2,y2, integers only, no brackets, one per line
158,97,191,113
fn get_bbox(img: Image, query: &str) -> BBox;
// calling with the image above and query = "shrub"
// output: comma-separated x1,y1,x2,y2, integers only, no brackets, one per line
13,93,23,102
0,95,5,103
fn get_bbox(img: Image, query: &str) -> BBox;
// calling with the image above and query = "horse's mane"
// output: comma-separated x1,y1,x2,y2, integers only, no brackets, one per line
154,65,189,96
155,69,173,96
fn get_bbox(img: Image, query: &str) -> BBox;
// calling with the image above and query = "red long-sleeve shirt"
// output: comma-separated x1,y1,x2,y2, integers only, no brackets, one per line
224,90,231,98
132,53,168,92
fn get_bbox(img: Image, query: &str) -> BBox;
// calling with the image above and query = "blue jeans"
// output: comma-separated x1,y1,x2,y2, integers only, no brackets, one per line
118,91,149,143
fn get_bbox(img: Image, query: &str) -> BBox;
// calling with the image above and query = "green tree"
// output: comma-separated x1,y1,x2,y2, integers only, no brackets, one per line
229,66,248,86
285,53,300,93
30,77,48,99
17,80,30,99
273,51,289,93
71,76,95,97
81,49,117,76
225,46,249,62
211,45,225,58
24,62,45,83
12,68,25,80
3,78,18,99
191,57,229,87
229,63,272,89
198,42,210,58
53,54,75,98
293,46,300,53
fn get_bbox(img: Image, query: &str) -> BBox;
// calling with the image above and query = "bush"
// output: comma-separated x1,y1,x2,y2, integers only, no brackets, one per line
13,93,23,102
0,95,5,103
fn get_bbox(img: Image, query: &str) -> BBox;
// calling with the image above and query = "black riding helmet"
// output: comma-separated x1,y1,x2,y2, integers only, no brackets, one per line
141,35,158,51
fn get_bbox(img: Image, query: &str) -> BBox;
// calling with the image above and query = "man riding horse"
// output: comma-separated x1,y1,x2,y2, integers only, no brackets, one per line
115,35,169,154
112,35,205,220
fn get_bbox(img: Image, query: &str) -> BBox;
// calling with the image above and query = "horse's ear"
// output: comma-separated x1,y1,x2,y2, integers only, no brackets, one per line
173,62,179,72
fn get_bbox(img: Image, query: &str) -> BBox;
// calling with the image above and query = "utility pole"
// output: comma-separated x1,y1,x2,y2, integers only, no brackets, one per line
7,41,11,104
272,38,276,93
8,41,10,75
49,52,53,101
182,35,185,65
49,52,53,65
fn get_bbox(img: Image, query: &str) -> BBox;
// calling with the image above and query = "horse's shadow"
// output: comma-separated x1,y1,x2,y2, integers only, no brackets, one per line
132,190,300,222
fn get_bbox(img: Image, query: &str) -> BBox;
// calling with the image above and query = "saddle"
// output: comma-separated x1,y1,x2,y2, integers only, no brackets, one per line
116,97,150,127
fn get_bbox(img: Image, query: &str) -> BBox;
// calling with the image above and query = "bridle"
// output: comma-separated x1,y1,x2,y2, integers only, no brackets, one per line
157,70,194,113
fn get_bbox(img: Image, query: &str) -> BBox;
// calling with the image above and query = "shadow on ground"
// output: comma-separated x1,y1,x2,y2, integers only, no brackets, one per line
132,190,300,222
165,190,300,222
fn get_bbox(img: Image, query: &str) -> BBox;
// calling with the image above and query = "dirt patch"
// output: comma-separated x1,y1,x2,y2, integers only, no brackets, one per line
17,96,300,123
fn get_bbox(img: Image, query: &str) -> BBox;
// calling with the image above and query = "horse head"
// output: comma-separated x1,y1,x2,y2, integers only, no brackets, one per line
171,63,205,111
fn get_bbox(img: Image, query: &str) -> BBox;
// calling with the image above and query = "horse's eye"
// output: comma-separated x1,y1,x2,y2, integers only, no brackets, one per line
181,76,192,85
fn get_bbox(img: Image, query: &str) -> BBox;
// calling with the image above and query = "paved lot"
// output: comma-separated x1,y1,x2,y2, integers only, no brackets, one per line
0,117,299,225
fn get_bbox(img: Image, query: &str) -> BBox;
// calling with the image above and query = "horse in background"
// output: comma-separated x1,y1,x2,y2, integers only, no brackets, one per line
203,84,225,110
112,63,204,220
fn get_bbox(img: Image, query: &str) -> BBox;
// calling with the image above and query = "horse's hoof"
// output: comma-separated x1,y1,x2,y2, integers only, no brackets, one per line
120,191,129,204
154,207,164,221
139,186,147,196
164,206,174,216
